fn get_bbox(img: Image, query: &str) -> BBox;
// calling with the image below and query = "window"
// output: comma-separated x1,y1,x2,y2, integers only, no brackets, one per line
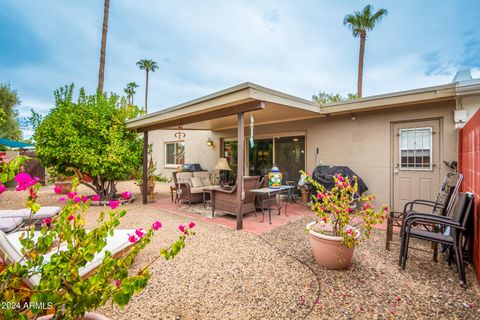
165,142,185,166
399,127,432,170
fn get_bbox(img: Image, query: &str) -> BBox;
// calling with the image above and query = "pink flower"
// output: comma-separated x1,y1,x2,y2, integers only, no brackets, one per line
14,172,38,191
67,192,75,199
68,215,74,221
362,203,373,210
73,196,81,204
135,228,145,238
54,185,62,194
43,217,53,226
127,233,137,243
92,194,100,201
152,221,162,230
82,196,89,203
109,200,120,210
58,197,66,202
121,191,132,200
178,225,185,233
188,221,196,229
0,183,6,195
115,279,121,287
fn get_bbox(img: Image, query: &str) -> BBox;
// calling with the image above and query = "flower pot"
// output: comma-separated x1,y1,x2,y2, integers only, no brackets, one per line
300,189,310,205
54,181,72,194
38,312,110,320
306,221,359,270
138,181,155,195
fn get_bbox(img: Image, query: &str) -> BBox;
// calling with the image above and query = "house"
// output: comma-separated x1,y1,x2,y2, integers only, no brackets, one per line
127,71,480,216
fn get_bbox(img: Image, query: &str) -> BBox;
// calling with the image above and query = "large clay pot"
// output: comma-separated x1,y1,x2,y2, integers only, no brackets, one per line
306,221,359,270
300,188,310,205
38,312,110,320
138,181,155,195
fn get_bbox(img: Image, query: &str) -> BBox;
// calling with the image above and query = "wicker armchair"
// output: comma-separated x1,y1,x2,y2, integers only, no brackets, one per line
211,176,260,217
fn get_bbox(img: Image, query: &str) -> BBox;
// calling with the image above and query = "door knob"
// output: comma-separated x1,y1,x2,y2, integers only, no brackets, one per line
394,169,399,174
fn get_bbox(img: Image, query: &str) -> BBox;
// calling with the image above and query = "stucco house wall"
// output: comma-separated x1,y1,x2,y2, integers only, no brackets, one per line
148,130,221,180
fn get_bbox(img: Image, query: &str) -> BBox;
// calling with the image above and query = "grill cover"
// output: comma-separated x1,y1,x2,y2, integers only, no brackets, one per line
181,163,206,172
311,165,368,195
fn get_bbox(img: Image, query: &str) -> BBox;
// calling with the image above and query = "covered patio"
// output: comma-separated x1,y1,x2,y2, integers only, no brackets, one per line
126,82,323,230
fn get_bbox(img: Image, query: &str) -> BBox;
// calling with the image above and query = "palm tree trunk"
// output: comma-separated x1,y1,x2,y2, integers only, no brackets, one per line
145,69,149,114
97,0,110,92
357,32,366,98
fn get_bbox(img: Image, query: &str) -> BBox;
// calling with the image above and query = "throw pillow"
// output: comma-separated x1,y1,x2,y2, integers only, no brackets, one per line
191,177,204,188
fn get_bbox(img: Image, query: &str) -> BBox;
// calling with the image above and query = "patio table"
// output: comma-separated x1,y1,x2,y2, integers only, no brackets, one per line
250,185,296,223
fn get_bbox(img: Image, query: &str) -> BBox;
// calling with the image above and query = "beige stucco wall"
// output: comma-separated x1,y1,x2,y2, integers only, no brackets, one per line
148,130,221,180
150,100,458,207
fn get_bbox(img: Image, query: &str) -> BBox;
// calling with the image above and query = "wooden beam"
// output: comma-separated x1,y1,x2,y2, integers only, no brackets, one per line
236,112,245,230
143,132,148,204
136,101,264,132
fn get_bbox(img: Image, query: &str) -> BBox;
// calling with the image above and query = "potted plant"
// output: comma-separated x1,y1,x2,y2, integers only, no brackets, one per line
134,154,170,202
301,171,387,269
0,165,195,319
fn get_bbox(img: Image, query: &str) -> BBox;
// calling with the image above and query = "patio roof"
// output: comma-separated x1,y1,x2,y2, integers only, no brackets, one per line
126,82,322,132
126,80,480,132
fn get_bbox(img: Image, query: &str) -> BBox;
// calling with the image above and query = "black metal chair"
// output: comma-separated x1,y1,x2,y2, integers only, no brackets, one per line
386,173,463,254
399,192,474,286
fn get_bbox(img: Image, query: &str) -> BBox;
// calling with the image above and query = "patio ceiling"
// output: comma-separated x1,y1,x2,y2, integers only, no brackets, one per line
126,82,323,132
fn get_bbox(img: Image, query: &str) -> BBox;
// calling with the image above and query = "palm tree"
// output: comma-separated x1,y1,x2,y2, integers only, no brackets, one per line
124,82,139,105
136,59,159,113
343,5,388,98
98,0,110,92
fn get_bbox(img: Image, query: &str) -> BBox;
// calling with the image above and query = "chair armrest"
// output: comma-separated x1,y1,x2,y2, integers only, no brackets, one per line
403,199,442,213
405,214,463,230
178,182,192,193
213,187,236,194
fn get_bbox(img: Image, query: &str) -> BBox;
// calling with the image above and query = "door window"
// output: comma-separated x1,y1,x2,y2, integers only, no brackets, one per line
399,127,432,170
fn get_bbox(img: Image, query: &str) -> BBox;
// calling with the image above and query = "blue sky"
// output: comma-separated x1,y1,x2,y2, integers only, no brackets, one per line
1,0,480,131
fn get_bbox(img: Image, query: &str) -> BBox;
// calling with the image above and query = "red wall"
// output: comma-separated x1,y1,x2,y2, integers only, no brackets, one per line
458,109,480,282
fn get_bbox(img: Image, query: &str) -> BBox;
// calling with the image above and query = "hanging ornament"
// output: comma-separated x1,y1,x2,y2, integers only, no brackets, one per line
249,113,255,149
174,123,186,163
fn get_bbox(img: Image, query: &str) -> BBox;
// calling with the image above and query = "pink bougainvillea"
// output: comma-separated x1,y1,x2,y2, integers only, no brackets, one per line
14,173,38,191
121,191,132,200
109,200,120,210
0,183,6,195
152,221,162,230
91,194,100,201
54,185,62,194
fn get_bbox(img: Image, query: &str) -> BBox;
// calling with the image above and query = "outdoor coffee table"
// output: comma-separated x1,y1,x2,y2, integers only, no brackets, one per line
250,185,296,223
202,186,221,215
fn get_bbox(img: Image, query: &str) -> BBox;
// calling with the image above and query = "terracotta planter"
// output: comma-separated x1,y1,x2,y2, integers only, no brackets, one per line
300,189,310,205
54,181,72,194
306,221,359,270
38,312,110,320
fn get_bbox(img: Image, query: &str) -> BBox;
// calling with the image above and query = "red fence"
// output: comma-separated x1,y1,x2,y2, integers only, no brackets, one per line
458,109,480,282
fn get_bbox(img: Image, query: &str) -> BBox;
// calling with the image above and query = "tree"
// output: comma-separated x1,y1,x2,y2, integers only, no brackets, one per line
0,84,22,140
136,59,159,113
124,82,139,105
343,4,388,97
34,84,143,200
312,91,358,105
98,0,110,92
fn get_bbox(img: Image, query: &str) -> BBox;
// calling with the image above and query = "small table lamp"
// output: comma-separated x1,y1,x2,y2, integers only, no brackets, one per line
214,158,232,186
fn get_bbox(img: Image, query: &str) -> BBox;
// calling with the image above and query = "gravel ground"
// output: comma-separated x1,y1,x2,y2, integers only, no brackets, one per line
1,182,479,319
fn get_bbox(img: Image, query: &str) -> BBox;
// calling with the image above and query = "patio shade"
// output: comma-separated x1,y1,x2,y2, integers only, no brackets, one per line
0,138,33,149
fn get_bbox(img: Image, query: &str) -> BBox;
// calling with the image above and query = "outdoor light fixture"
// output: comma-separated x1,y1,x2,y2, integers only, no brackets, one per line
206,138,214,147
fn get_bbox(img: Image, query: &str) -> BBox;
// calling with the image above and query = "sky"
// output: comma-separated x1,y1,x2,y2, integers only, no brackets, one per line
1,0,480,137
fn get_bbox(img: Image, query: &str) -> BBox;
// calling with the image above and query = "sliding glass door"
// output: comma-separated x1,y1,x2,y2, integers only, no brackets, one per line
223,134,305,183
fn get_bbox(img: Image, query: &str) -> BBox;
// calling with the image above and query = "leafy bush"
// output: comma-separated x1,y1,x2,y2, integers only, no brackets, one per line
35,85,143,200
0,169,195,319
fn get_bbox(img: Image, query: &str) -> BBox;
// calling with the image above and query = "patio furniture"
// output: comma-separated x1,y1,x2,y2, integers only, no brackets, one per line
0,217,23,233
173,171,216,207
386,173,463,254
0,229,135,288
202,186,217,212
399,192,474,286
251,185,296,224
211,176,259,217
0,206,61,227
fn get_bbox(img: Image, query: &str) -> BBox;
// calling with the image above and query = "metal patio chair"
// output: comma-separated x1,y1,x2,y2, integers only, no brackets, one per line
386,173,463,258
399,192,474,286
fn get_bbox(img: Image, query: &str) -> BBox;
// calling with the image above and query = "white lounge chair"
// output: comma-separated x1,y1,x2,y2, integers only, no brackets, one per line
0,206,61,225
0,229,135,288
0,217,23,233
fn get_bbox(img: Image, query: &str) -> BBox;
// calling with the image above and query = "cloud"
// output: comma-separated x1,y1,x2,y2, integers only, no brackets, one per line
1,0,479,126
